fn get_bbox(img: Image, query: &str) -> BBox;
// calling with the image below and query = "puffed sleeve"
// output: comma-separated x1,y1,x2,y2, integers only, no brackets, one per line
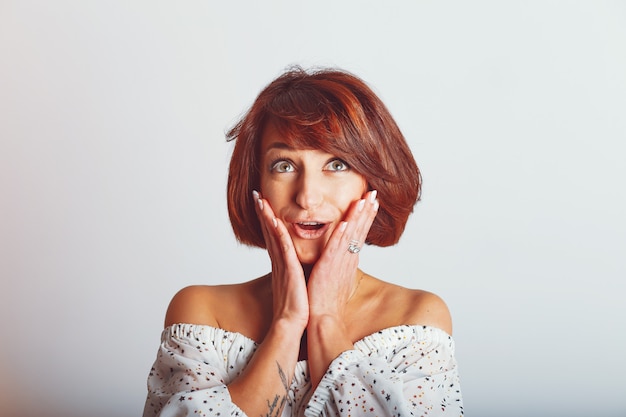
304,326,463,417
142,324,257,417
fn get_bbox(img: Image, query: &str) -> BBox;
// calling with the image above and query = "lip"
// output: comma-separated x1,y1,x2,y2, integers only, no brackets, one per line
289,221,331,240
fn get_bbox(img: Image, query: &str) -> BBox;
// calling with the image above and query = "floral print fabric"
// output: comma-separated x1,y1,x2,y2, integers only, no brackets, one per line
143,323,463,417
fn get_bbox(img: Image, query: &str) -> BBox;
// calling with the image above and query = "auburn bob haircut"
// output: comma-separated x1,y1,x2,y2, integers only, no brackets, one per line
226,67,421,248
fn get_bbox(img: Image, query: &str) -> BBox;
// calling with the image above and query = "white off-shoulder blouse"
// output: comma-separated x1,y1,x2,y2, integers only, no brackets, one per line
143,323,463,417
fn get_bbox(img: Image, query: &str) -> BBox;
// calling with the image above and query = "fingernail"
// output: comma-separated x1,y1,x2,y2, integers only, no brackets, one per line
272,217,278,228
373,200,379,211
357,199,365,212
369,190,378,203
253,190,263,209
339,221,348,232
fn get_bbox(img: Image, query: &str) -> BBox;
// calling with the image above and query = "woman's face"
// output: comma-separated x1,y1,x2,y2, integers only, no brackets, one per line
259,123,368,265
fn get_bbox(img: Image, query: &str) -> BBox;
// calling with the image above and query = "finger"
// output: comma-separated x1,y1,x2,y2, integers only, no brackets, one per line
253,190,284,264
252,191,300,269
333,190,379,256
275,219,304,272
356,190,379,240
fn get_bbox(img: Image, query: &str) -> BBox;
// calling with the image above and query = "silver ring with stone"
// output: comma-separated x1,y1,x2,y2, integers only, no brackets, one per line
348,240,361,254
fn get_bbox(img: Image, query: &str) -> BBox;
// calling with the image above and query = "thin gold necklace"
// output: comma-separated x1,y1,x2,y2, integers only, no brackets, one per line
347,271,365,302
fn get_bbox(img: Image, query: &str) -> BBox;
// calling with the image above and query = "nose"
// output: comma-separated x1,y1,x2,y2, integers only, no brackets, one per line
295,171,323,210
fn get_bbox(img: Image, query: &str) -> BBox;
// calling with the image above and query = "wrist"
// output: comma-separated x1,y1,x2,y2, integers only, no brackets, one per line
306,314,354,388
307,314,347,338
270,316,307,337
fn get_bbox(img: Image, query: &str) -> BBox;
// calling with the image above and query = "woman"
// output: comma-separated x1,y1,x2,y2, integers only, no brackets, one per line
143,67,463,417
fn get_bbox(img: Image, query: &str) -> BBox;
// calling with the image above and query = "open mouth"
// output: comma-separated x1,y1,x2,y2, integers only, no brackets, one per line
292,221,329,239
297,221,325,231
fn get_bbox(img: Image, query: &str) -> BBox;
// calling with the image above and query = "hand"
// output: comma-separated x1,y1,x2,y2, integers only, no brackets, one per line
307,190,379,318
253,191,309,332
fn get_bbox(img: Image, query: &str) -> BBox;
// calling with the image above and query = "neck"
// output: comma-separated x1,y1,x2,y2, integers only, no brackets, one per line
348,270,365,302
301,266,364,297
302,264,313,281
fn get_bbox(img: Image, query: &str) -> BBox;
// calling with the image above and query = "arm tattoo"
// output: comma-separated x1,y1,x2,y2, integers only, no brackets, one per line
278,362,289,391
262,362,290,417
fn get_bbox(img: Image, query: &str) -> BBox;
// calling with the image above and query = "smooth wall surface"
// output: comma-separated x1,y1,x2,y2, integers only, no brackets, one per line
1,2,625,416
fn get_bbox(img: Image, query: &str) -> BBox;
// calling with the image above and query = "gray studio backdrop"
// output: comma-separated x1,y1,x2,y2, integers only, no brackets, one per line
1,2,625,416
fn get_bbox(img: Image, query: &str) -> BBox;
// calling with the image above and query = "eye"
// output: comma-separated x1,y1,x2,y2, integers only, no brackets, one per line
270,159,294,173
325,159,349,172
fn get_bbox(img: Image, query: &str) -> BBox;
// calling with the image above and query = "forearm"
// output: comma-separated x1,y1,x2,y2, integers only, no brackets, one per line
306,314,354,388
227,319,302,417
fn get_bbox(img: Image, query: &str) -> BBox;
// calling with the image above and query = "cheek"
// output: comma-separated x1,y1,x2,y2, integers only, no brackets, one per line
337,181,368,211
351,176,369,199
260,180,290,210
259,175,275,199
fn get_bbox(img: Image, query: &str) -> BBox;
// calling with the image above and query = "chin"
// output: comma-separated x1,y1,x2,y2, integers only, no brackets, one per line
294,245,322,266
296,253,321,266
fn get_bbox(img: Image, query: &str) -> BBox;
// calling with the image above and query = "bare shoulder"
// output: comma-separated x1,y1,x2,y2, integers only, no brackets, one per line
164,277,268,329
368,276,453,335
164,285,222,328
403,288,453,335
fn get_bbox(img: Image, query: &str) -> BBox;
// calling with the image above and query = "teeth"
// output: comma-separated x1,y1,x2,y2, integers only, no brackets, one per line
299,222,322,226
